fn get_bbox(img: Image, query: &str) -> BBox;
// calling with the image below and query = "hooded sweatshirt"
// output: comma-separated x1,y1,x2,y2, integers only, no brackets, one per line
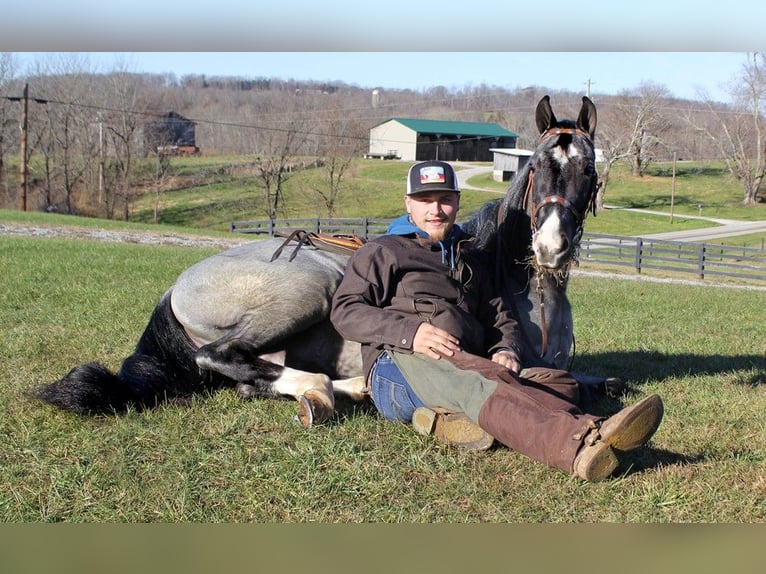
330,214,522,379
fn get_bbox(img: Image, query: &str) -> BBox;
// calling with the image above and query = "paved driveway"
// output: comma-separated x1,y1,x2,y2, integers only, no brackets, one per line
450,162,766,243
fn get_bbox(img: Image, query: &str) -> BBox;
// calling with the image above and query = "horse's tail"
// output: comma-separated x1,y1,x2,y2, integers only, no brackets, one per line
33,290,206,416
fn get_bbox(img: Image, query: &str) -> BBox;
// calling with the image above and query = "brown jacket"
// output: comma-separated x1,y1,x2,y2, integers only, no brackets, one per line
330,232,522,379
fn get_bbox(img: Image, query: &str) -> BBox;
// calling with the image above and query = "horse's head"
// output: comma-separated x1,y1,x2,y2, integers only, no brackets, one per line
526,95,598,272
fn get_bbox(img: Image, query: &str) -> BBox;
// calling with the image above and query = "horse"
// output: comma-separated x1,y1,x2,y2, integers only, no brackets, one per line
464,94,599,372
34,95,601,428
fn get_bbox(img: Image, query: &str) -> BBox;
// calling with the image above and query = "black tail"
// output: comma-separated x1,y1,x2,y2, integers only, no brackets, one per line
34,361,132,415
33,290,217,416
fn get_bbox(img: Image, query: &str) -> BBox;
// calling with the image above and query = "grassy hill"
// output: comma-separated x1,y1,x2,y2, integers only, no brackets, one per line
129,157,766,246
2,157,764,249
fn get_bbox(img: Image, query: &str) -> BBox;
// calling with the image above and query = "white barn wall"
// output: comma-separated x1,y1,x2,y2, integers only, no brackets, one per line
368,121,417,161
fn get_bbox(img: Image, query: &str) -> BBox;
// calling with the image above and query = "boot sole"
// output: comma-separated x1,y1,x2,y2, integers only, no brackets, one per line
412,408,494,451
598,394,664,452
573,441,619,481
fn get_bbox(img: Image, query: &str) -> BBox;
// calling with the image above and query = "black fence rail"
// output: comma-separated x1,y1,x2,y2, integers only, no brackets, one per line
230,219,766,284
580,233,766,284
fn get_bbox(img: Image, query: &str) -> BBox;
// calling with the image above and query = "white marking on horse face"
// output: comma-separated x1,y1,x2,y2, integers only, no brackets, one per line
551,146,568,166
533,210,566,267
551,143,579,167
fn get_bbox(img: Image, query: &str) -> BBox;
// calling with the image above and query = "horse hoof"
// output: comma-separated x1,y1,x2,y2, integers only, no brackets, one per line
235,382,258,400
294,389,334,428
294,395,315,428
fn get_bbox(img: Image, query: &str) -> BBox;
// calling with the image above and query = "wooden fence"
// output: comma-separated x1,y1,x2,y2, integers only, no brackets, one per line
231,218,766,284
579,233,766,283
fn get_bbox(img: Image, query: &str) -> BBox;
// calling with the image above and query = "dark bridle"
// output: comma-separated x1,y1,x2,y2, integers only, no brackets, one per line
523,127,599,237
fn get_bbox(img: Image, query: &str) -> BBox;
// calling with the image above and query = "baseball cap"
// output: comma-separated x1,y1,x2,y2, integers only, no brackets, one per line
406,161,460,195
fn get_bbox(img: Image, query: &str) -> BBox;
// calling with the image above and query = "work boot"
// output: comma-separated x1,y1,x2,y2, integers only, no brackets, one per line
573,394,664,481
412,407,495,451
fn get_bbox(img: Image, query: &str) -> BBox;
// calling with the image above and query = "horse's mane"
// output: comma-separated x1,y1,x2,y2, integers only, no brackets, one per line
462,153,535,262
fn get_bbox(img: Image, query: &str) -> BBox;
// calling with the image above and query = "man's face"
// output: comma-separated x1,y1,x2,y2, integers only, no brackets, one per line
404,190,460,242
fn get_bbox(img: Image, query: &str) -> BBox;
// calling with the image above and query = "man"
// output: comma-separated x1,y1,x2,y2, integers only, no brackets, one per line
330,160,663,481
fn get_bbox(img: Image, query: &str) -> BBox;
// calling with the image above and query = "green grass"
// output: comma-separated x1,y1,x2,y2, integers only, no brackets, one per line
1,233,765,522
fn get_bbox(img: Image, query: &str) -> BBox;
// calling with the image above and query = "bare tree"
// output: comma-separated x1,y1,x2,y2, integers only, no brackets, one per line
101,67,148,220
37,58,100,213
247,97,312,220
588,84,673,210
688,52,765,205
0,53,18,204
610,83,674,177
310,105,367,217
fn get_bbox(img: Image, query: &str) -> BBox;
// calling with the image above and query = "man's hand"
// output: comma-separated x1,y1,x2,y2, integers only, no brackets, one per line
491,349,521,373
413,323,460,360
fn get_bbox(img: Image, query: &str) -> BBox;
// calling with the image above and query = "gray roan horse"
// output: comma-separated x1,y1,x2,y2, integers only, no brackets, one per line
34,95,600,427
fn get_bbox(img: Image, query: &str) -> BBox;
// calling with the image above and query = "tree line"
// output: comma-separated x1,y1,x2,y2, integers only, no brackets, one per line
0,52,763,221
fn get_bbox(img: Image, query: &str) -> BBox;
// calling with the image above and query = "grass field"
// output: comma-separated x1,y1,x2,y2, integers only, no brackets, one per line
1,157,764,523
1,229,764,522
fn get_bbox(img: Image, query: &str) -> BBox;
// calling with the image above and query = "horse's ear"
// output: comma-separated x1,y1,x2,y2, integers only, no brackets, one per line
577,96,597,139
535,95,556,134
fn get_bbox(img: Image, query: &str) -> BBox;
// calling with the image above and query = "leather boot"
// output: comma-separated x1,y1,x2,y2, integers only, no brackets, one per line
572,394,664,481
412,407,495,451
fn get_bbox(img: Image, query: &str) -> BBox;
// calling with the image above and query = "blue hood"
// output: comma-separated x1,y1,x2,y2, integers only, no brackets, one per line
386,214,465,240
386,214,464,269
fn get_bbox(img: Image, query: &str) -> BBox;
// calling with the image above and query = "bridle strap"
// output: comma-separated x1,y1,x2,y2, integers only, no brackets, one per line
539,127,592,143
531,196,584,229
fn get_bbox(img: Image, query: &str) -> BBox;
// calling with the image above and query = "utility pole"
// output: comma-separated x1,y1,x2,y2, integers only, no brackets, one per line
98,112,104,205
670,151,677,224
584,79,594,98
4,83,47,211
19,83,29,211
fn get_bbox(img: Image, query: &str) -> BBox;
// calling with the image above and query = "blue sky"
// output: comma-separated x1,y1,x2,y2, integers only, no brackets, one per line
11,52,749,103
3,0,762,103
1,0,761,53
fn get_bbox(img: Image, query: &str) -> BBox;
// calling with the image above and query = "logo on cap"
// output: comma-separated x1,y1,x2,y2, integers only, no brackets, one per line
419,165,446,185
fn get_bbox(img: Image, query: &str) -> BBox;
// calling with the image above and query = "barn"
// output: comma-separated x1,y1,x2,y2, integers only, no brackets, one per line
145,111,199,155
490,147,534,182
367,118,518,162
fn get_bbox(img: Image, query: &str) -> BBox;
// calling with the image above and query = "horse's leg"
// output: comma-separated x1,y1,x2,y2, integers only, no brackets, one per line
259,344,368,403
195,339,334,428
331,376,368,401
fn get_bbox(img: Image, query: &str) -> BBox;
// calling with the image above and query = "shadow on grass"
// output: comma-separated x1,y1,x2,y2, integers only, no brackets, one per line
648,165,728,178
572,350,765,388
616,446,704,479
621,194,712,210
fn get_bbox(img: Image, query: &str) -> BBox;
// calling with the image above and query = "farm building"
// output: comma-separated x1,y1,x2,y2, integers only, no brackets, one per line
490,147,534,182
367,118,518,162
144,111,199,155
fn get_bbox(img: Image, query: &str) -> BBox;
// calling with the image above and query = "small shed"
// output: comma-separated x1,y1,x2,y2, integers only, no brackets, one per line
145,111,198,154
490,148,534,182
368,118,518,162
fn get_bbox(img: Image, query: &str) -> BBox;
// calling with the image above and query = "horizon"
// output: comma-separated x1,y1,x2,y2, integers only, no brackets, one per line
8,52,747,104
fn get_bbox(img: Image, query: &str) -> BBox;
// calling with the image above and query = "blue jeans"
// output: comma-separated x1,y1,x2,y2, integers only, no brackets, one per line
369,352,425,422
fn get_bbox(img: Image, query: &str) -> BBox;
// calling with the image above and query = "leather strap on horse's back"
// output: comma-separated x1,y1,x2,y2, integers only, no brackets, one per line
270,229,366,261
307,232,366,255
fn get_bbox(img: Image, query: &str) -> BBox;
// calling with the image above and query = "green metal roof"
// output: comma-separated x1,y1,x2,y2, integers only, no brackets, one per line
382,117,518,138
